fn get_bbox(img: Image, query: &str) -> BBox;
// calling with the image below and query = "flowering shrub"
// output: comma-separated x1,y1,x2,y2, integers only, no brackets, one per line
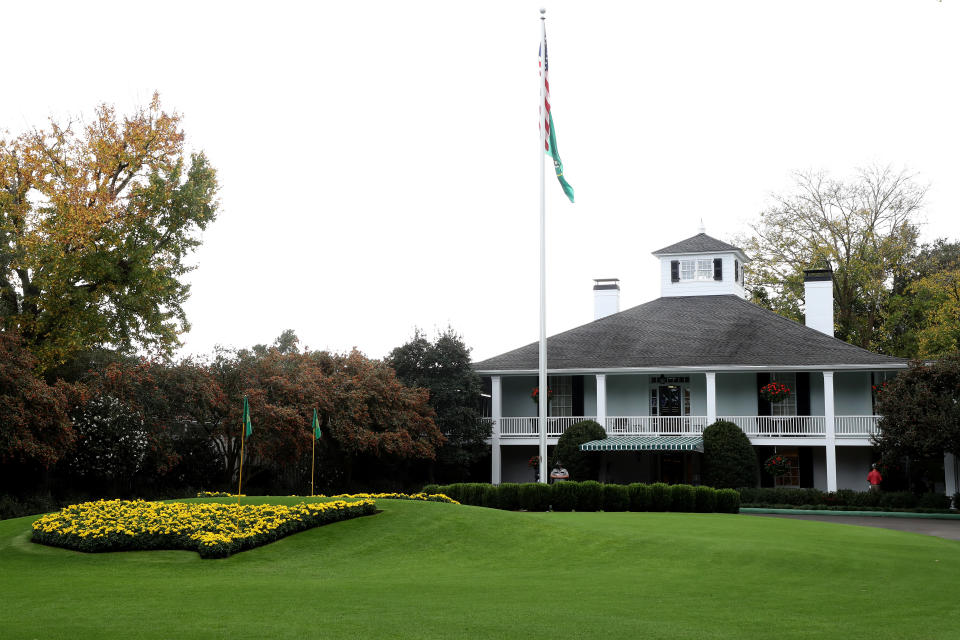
31,499,375,559
760,382,791,404
196,491,240,498
763,454,792,477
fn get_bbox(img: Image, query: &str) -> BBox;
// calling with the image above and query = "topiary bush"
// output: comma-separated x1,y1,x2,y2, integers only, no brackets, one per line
702,420,759,489
519,483,551,511
497,483,521,510
552,420,607,481
551,481,578,511
694,486,717,513
648,483,671,511
481,484,499,508
421,484,441,496
601,484,630,511
715,489,740,513
628,483,650,512
576,481,603,511
669,484,696,512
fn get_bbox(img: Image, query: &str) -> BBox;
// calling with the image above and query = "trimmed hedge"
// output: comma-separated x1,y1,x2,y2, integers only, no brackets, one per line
426,481,743,513
738,487,952,512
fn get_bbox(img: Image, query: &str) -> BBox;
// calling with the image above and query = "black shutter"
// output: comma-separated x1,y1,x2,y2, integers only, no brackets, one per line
758,447,774,488
757,373,771,416
572,376,584,416
796,372,810,416
670,260,680,283
735,259,740,282
799,447,814,488
713,258,723,281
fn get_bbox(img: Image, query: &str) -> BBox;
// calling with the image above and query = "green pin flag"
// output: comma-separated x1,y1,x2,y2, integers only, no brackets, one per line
242,396,253,438
312,408,321,440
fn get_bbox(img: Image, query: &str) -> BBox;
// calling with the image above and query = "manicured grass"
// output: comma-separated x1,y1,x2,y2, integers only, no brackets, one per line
2,497,959,639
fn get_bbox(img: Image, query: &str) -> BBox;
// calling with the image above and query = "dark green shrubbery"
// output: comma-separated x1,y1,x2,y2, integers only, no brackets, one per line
552,482,578,511
715,489,740,513
702,420,758,489
918,493,951,510
628,483,650,511
601,484,630,511
519,483,551,511
552,420,607,481
576,481,603,511
669,484,696,512
430,481,740,513
738,487,951,512
497,483,521,511
421,484,441,496
694,486,717,513
648,483,671,512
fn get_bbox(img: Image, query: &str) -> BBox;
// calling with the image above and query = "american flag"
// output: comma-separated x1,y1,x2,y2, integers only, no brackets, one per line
539,29,574,203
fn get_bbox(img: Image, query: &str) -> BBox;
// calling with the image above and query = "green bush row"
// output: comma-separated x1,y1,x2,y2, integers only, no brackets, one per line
426,482,739,514
738,487,952,511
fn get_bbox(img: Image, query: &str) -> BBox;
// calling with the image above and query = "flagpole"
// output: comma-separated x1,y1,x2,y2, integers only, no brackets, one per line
237,426,245,499
311,434,316,496
538,7,548,484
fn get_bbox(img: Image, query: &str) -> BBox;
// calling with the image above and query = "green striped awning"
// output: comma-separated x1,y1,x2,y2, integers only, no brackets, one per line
579,436,704,453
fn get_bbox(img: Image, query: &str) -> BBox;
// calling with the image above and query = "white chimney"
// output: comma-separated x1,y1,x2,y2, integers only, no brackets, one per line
803,268,834,336
593,278,620,320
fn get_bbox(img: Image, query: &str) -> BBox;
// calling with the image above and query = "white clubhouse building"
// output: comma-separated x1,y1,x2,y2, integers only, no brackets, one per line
473,231,951,493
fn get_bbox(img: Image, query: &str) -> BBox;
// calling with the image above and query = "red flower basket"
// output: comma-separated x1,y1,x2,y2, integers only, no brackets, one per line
764,454,791,477
760,382,791,404
531,387,553,404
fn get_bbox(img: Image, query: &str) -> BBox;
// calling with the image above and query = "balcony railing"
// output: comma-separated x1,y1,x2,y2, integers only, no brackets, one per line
498,416,596,438
605,416,708,435
495,415,880,439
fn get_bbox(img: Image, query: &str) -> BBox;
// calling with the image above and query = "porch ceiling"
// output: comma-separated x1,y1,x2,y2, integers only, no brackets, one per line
579,435,704,453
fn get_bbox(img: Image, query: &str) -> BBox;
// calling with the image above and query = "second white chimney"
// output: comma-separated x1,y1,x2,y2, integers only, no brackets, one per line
593,278,620,320
803,268,834,336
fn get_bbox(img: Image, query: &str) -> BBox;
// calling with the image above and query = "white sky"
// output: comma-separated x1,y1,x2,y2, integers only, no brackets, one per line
4,1,959,363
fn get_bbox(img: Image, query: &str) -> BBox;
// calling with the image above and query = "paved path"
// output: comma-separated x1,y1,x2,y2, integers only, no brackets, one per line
746,513,960,541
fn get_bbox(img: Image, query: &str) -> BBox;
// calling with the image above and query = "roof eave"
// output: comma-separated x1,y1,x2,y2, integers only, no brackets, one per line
474,362,909,375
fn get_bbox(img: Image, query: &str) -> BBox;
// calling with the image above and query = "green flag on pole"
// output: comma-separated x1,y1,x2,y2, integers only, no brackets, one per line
540,32,575,203
242,396,253,438
312,408,321,440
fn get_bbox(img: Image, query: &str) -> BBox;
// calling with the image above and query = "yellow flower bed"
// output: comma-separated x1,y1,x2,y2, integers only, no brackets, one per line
32,499,376,559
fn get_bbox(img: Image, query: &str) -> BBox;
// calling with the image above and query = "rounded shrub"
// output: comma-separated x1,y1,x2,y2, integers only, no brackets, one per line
715,489,740,513
576,480,603,511
669,484,696,512
551,481,578,511
519,483,551,511
552,420,607,481
421,484,441,496
702,420,759,489
497,483,520,510
648,483,670,511
601,484,630,511
694,486,717,513
628,483,650,511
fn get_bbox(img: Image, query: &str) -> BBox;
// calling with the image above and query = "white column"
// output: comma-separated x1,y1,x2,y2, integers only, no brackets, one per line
491,376,502,485
823,371,837,492
945,453,958,506
705,371,717,426
596,374,607,433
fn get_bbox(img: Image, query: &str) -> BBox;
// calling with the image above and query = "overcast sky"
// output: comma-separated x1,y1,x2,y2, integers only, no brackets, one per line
4,1,959,363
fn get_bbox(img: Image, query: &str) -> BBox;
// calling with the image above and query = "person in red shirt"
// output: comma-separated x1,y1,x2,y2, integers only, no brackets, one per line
867,465,883,491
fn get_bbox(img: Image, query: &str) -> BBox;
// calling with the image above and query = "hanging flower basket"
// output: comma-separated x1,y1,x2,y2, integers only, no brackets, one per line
764,454,792,477
531,387,553,404
760,382,791,404
527,455,541,469
871,381,889,396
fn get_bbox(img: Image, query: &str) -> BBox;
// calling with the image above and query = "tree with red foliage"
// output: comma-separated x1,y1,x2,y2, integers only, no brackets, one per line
0,331,76,468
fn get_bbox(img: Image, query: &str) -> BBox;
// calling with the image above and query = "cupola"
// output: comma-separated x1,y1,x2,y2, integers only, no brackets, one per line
651,228,750,299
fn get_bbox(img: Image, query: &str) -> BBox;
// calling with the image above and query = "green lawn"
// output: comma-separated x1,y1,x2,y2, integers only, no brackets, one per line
1,497,958,639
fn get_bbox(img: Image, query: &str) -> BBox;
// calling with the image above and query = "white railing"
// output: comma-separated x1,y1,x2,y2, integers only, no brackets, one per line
605,416,708,435
836,415,880,438
498,417,596,438
720,416,825,437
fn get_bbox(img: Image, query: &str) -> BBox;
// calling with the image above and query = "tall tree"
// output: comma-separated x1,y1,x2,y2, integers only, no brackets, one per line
388,328,490,482
742,166,924,350
0,94,218,370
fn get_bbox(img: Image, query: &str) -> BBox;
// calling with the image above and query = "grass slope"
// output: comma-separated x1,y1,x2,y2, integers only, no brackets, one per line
1,497,958,639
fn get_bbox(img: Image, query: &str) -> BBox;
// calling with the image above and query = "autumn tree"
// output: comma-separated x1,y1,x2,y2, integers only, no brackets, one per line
0,94,218,370
388,328,490,482
873,356,960,461
742,166,924,350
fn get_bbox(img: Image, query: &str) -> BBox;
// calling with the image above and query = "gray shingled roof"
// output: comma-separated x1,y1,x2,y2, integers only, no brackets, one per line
652,233,745,256
473,295,907,371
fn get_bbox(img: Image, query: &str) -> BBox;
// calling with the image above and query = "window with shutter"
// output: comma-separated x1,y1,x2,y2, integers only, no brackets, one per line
670,260,679,283
713,258,723,281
